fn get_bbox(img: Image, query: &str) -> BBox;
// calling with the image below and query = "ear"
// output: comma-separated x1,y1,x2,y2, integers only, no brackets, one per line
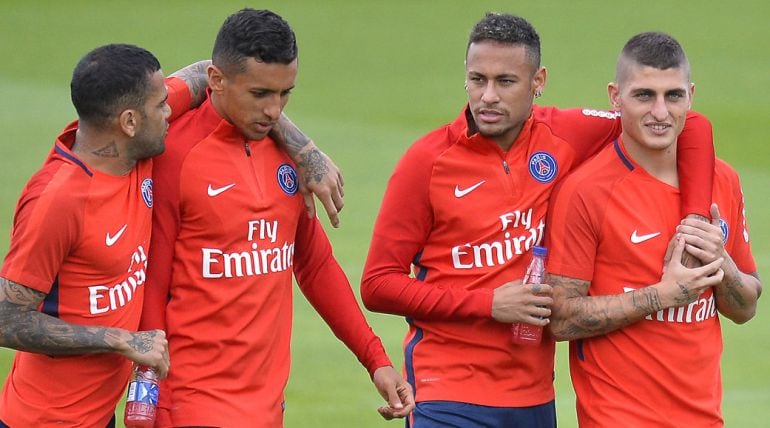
208,64,225,92
688,82,695,109
533,66,547,95
608,82,621,110
118,109,139,138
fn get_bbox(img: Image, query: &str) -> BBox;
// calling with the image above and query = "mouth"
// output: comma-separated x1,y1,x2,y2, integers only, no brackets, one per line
254,122,275,134
477,108,504,124
645,122,672,135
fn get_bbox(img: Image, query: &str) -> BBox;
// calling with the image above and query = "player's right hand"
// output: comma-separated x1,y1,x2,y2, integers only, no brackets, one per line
659,234,724,308
123,329,170,379
491,280,553,324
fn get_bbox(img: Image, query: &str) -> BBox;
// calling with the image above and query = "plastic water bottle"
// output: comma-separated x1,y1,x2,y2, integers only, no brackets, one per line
511,246,547,346
124,365,159,428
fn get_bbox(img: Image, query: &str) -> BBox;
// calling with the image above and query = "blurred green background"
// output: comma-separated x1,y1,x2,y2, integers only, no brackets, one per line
0,1,768,426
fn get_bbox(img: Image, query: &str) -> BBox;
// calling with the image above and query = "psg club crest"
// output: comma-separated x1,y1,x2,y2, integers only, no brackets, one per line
277,164,299,196
528,151,558,183
719,218,729,244
141,178,153,208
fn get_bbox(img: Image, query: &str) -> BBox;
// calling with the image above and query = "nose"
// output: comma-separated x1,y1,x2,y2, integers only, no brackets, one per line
264,94,283,121
480,81,500,104
650,95,668,121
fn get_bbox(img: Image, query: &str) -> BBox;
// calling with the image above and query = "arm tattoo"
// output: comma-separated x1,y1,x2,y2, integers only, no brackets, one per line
297,148,329,185
272,114,312,157
551,274,661,340
92,141,119,158
170,60,210,108
127,331,157,354
0,278,116,355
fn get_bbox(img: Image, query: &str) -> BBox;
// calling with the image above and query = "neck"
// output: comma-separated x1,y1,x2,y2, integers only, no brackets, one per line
71,124,135,176
621,134,678,187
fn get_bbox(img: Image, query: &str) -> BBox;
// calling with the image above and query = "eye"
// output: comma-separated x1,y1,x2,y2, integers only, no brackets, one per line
498,79,515,86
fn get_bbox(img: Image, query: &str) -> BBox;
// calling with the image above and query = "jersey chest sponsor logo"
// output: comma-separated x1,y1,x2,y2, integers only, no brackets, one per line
451,208,545,269
277,164,298,196
141,178,153,208
528,152,558,183
201,218,295,278
88,245,147,315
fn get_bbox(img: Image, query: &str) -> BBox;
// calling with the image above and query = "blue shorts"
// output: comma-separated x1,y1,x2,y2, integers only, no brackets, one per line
409,400,556,428
0,414,115,428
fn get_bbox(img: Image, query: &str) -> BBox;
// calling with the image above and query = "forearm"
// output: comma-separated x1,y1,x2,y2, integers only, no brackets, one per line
550,276,665,341
270,113,313,157
0,279,131,355
714,259,761,323
168,60,210,110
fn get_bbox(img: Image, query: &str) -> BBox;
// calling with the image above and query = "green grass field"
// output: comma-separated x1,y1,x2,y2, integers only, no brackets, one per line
1,1,768,426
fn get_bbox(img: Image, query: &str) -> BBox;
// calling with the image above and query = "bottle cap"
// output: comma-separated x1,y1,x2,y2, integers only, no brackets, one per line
532,246,547,256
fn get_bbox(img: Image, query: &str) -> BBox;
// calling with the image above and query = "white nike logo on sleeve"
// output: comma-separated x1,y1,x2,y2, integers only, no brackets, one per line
106,224,128,247
630,230,661,244
208,183,236,197
454,180,486,198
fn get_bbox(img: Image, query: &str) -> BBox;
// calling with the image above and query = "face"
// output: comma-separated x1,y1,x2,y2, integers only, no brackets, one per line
210,57,298,141
131,70,171,160
465,42,545,149
609,63,693,153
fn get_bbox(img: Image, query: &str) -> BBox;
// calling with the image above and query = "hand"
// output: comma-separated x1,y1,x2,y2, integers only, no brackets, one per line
372,366,414,420
659,234,724,308
491,279,553,324
677,203,727,265
295,144,345,228
678,212,709,268
121,329,170,379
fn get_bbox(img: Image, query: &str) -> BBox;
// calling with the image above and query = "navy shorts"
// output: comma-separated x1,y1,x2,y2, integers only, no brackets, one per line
409,400,556,428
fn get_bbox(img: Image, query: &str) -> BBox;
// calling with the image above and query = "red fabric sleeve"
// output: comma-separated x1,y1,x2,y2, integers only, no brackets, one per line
0,166,80,293
360,140,493,320
544,176,600,281
676,111,714,218
538,107,622,165
139,151,184,332
293,213,392,377
722,163,757,273
165,77,191,123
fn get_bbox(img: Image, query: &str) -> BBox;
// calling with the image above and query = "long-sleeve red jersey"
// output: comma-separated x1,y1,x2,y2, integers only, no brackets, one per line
141,97,391,427
361,105,714,407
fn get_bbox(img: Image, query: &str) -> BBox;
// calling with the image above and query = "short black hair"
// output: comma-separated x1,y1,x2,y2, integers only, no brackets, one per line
467,12,541,68
212,8,297,74
617,32,690,83
70,44,161,127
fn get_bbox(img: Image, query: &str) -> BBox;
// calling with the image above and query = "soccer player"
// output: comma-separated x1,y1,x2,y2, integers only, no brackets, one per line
140,9,414,427
361,13,715,427
547,32,761,426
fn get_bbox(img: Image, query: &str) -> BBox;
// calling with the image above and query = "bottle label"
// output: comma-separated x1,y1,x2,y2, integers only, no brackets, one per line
127,380,159,406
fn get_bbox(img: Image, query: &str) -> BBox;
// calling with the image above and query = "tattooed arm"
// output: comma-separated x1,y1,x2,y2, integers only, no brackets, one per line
270,114,345,228
169,59,210,109
677,204,762,323
0,277,170,378
550,236,725,341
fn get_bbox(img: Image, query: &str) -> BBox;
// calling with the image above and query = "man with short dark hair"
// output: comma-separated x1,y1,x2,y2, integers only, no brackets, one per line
361,13,714,427
547,31,761,426
141,9,413,427
0,43,172,428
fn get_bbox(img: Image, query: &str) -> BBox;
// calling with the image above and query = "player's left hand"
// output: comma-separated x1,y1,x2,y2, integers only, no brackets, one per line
677,203,727,265
295,144,344,228
372,366,414,420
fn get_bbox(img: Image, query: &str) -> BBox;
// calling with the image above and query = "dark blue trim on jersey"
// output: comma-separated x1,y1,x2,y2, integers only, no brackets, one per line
614,139,635,171
55,145,93,177
404,317,423,397
412,250,428,281
41,276,61,318
576,339,585,361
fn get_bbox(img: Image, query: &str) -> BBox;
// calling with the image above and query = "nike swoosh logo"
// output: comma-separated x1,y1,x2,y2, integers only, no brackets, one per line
454,180,486,198
631,230,661,244
208,183,236,197
106,224,128,247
